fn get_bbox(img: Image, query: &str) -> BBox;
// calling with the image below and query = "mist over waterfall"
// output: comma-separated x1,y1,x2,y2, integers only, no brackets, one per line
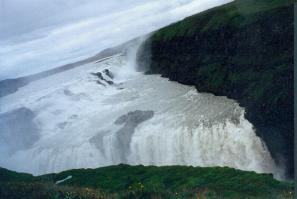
0,40,282,179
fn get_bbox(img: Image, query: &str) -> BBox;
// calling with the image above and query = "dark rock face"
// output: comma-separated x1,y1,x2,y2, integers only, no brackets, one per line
91,72,114,86
138,1,294,178
0,108,40,154
103,69,114,79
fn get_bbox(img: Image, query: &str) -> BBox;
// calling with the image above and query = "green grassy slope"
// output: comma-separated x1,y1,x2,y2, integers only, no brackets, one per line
0,165,294,199
138,0,294,178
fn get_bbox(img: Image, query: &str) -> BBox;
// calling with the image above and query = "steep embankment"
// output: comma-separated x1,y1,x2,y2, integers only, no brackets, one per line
0,165,293,199
138,0,294,178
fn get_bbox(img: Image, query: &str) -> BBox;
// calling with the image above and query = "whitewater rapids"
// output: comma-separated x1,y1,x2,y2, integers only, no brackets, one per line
0,50,280,177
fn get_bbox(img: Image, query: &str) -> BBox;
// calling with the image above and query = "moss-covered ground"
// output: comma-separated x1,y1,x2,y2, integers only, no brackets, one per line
0,165,294,199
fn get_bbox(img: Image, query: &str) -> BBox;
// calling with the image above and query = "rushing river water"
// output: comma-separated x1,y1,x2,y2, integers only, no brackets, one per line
0,44,281,178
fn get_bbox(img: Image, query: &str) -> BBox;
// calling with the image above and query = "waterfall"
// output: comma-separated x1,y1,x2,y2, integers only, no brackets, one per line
0,41,282,179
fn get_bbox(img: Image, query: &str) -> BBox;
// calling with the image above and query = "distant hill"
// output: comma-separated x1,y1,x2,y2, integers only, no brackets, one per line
0,38,140,98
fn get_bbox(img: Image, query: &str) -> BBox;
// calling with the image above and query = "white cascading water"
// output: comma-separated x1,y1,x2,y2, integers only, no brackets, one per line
0,41,282,178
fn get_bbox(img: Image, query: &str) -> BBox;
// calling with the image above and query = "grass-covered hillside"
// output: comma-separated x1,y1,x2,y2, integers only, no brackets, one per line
138,0,294,178
0,165,294,199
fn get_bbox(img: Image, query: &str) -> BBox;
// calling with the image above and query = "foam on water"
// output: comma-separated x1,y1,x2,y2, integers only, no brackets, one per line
0,46,282,178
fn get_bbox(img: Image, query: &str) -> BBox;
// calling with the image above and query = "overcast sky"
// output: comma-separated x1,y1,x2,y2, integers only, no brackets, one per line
0,0,231,80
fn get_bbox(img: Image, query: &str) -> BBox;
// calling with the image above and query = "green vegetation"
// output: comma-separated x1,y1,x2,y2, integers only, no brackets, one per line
0,168,34,183
0,165,294,199
138,0,294,178
152,0,294,40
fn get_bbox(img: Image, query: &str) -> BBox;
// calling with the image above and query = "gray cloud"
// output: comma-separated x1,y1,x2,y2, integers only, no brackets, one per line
0,0,232,80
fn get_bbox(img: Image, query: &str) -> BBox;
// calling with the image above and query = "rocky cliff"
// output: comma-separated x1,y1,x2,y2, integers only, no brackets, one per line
138,0,294,178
